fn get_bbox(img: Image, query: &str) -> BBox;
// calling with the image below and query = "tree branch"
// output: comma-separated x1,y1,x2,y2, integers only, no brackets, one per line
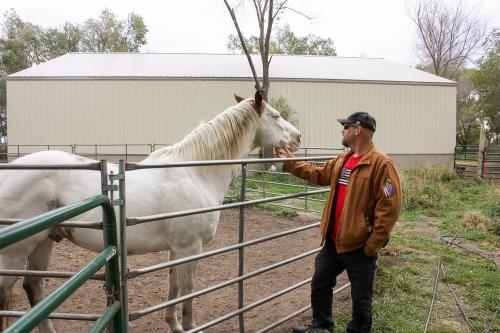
223,0,262,91
281,6,314,19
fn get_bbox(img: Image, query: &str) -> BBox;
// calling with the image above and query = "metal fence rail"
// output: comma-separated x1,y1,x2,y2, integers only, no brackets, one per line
120,155,347,333
128,222,320,279
129,247,322,321
1,153,349,333
1,144,343,163
255,283,351,333
244,148,335,214
454,146,500,180
0,143,172,162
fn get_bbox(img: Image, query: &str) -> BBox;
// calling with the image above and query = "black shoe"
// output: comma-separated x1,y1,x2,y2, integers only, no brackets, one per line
293,324,332,333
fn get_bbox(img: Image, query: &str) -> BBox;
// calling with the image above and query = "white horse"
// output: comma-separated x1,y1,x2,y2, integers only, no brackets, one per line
0,92,301,333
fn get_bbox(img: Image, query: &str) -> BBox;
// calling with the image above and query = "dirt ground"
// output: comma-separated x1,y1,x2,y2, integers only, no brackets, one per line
8,208,352,333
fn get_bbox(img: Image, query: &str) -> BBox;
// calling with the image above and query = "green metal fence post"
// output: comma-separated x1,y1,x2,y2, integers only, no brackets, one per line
0,196,105,249
100,161,112,309
102,198,124,333
89,301,121,333
453,146,456,171
481,151,486,178
118,160,129,332
100,160,124,332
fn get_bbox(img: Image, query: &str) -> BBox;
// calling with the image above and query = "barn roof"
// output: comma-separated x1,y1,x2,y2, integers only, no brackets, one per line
8,53,455,85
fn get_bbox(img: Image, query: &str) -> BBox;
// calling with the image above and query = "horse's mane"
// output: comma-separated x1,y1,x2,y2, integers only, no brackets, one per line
147,100,259,162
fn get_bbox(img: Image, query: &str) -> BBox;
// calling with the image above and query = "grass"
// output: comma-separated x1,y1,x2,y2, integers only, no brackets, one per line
366,167,498,333
399,166,499,245
368,228,498,332
225,166,499,333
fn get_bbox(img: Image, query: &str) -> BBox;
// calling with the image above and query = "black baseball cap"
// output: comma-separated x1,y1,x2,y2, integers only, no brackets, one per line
337,112,376,132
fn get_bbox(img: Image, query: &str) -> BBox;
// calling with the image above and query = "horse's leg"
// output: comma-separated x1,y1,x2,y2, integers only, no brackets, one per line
0,287,12,330
23,238,56,333
177,260,199,331
164,266,183,333
0,252,29,331
174,244,202,332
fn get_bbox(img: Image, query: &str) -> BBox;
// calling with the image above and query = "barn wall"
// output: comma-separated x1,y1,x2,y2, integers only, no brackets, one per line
7,79,456,159
270,81,456,155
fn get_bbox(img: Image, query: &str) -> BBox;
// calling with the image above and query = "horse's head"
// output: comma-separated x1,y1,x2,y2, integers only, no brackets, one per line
235,91,301,152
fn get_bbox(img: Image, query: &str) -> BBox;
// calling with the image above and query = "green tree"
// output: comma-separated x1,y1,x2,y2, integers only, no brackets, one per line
0,8,148,141
270,95,296,124
456,71,481,145
470,29,500,144
80,8,147,52
227,24,336,56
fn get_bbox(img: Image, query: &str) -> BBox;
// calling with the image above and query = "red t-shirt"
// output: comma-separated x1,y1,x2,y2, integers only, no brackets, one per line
330,154,364,242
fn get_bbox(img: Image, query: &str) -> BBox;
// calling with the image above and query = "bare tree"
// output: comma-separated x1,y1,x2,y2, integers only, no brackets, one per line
408,0,487,79
223,1,311,172
223,0,310,100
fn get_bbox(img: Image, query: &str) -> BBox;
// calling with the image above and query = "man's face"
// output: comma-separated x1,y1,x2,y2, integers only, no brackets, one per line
341,124,360,148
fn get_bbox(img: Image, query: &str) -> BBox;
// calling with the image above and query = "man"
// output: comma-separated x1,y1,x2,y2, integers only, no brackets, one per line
275,112,402,333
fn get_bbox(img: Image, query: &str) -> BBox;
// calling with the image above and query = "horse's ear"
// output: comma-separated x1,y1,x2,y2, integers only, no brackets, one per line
234,94,244,103
254,90,263,116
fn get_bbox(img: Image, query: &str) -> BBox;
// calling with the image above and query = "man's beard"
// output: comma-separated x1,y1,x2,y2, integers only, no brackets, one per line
342,137,349,148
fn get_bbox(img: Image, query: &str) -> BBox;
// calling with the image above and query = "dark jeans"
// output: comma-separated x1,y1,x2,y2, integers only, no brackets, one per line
310,241,378,333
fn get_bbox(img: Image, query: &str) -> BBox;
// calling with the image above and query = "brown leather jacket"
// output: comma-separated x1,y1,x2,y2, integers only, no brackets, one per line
283,144,402,256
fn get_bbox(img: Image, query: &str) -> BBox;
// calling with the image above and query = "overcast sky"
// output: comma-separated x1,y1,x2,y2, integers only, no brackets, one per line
2,0,499,67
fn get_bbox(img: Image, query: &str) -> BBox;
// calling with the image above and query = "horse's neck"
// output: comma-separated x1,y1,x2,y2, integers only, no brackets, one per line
143,104,259,202
205,132,256,200
179,127,257,202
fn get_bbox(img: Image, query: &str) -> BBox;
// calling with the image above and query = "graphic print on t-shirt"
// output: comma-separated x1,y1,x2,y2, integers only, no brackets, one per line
338,167,352,186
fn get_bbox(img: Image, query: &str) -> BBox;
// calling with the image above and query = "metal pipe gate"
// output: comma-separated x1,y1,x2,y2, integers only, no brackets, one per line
0,161,123,333
120,155,349,333
0,154,351,332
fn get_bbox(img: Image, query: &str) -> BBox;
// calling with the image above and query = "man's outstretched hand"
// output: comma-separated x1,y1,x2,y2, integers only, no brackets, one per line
274,147,295,158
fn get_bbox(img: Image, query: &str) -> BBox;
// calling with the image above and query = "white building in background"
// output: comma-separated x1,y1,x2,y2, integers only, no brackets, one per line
7,53,456,168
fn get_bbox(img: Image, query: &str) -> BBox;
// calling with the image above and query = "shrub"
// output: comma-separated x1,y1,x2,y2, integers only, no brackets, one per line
401,167,450,212
482,198,500,235
482,198,500,222
461,211,490,231
439,168,460,182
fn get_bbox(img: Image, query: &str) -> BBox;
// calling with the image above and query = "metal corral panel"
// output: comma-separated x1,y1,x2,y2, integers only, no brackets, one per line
7,79,455,156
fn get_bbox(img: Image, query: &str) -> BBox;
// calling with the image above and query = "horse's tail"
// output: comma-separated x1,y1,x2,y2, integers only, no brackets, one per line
0,288,12,330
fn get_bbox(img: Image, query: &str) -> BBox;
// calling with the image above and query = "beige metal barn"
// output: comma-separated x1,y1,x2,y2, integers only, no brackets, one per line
7,53,456,167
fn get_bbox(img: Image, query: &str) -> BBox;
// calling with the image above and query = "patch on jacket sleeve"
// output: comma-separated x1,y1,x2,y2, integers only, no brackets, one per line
383,176,394,198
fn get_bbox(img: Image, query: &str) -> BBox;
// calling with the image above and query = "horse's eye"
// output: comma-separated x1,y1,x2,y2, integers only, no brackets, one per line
273,115,280,119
